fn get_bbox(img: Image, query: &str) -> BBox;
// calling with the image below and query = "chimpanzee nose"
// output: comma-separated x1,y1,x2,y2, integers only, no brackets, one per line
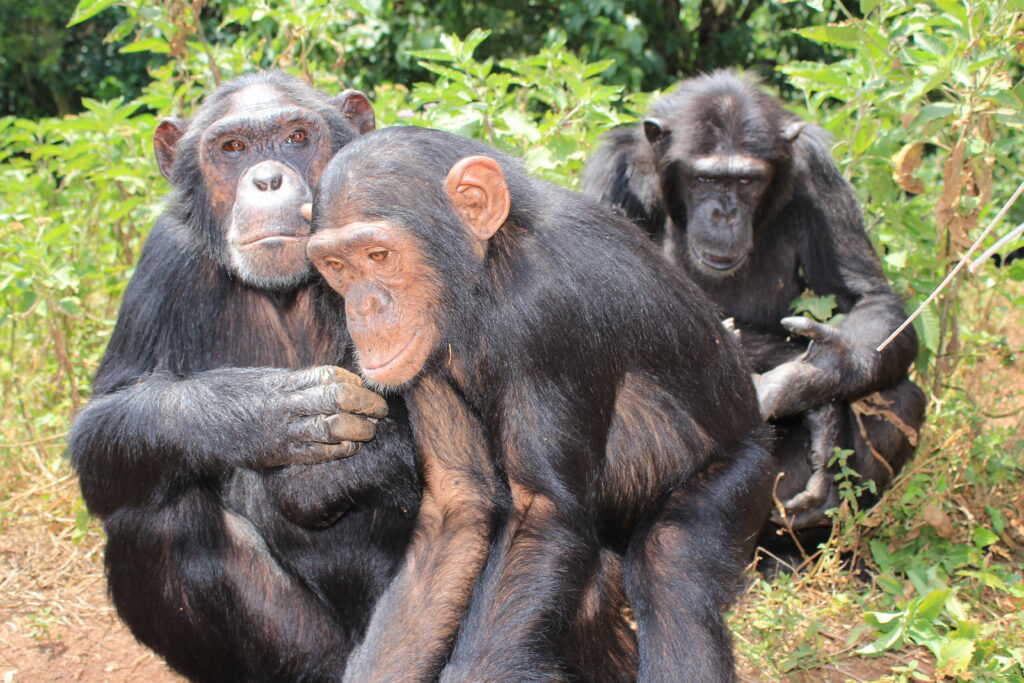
252,167,284,192
712,207,738,224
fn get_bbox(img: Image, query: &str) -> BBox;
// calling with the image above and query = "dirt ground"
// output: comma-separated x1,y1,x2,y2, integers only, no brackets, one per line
0,486,910,683
0,494,181,682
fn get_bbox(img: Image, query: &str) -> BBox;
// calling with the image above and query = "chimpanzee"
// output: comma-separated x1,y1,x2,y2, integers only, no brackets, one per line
67,71,421,682
307,125,772,682
582,70,927,539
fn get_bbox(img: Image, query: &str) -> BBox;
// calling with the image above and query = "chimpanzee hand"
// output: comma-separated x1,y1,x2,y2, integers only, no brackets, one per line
249,365,389,469
756,316,857,420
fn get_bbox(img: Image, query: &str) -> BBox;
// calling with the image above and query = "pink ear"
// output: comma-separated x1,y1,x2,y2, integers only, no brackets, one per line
154,118,187,182
332,90,375,135
443,156,511,242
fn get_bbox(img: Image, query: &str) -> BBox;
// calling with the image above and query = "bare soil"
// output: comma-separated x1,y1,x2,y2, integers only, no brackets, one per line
0,485,182,683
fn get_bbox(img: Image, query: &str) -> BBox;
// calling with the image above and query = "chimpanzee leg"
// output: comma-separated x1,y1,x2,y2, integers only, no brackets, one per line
848,379,926,497
440,494,599,683
105,487,351,683
557,549,637,683
623,443,771,683
771,379,927,530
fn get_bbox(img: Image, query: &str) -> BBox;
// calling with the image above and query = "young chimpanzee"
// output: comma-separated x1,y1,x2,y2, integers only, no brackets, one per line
68,72,420,682
583,71,926,537
308,126,772,683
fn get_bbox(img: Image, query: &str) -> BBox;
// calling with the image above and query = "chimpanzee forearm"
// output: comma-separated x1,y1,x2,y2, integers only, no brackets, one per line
835,292,918,392
69,366,385,516
343,376,496,683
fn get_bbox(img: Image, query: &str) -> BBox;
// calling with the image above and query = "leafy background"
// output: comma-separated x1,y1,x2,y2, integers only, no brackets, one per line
0,0,1022,680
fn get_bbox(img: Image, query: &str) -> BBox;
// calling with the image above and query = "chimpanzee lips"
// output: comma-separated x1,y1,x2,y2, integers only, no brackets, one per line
355,329,418,371
693,246,747,272
240,228,310,247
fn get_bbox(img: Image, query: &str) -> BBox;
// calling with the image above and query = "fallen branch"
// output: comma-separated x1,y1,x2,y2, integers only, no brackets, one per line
968,220,1024,273
877,178,1024,353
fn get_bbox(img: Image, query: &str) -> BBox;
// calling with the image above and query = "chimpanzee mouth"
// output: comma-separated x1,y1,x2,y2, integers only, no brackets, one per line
693,246,747,272
241,229,310,247
357,330,419,373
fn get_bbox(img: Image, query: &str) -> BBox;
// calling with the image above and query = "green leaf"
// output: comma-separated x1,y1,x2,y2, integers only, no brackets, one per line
860,0,881,14
67,0,119,27
120,38,171,55
971,526,999,548
936,638,975,675
916,303,940,354
795,24,866,50
916,589,951,621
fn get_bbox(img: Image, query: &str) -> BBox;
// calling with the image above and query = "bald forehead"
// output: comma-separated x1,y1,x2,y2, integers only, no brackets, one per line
225,84,294,116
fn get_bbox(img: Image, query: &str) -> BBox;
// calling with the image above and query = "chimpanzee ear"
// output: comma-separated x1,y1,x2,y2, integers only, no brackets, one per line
154,117,187,182
444,156,511,242
643,117,669,145
781,120,807,142
332,89,376,135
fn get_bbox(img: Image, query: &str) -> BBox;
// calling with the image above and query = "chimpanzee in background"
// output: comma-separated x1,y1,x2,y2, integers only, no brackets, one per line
308,125,772,682
582,70,926,541
67,71,421,682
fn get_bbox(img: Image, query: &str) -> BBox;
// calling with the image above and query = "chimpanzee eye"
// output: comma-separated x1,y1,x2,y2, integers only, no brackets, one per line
324,259,345,271
738,177,753,185
222,139,246,153
696,175,714,184
286,129,308,144
368,249,389,262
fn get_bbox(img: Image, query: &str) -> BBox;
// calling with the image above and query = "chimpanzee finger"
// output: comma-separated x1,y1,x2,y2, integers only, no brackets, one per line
285,440,363,465
292,365,364,390
291,382,389,420
295,412,377,444
781,316,841,344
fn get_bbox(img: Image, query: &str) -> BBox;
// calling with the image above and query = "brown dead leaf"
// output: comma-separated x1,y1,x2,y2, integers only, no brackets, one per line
892,142,926,194
923,502,956,539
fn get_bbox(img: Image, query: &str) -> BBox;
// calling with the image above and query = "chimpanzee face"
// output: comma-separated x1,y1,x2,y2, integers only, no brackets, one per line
308,219,443,388
154,83,373,291
675,154,771,276
644,117,773,278
308,152,510,388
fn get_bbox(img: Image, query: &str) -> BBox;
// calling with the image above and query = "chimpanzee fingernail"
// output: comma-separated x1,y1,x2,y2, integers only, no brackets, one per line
300,203,313,221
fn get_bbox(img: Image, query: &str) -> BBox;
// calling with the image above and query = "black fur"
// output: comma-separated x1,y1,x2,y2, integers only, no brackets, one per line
583,71,926,550
68,72,420,682
315,126,773,682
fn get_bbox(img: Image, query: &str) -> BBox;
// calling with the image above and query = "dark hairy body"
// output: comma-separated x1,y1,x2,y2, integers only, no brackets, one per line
308,126,773,682
583,71,926,540
68,72,420,682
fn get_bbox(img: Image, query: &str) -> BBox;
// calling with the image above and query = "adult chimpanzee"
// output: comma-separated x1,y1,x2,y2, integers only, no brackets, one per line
67,72,421,682
582,70,926,537
307,125,772,682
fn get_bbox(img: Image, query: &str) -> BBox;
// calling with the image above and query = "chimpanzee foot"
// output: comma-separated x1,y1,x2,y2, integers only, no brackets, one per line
772,470,838,529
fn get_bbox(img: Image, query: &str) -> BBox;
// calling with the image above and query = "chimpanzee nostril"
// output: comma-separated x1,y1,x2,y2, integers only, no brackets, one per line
253,170,284,192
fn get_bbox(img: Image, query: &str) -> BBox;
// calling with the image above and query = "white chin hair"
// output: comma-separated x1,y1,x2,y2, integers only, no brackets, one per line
229,249,311,291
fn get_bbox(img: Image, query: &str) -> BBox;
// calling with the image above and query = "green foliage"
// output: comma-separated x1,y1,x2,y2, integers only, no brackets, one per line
377,30,637,184
780,0,1024,389
0,0,154,116
0,98,162,455
1,1,1021,679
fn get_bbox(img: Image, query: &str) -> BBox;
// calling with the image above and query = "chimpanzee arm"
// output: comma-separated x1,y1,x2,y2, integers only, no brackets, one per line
342,375,497,683
757,129,918,419
264,394,414,528
580,127,666,241
440,379,607,683
69,223,386,517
